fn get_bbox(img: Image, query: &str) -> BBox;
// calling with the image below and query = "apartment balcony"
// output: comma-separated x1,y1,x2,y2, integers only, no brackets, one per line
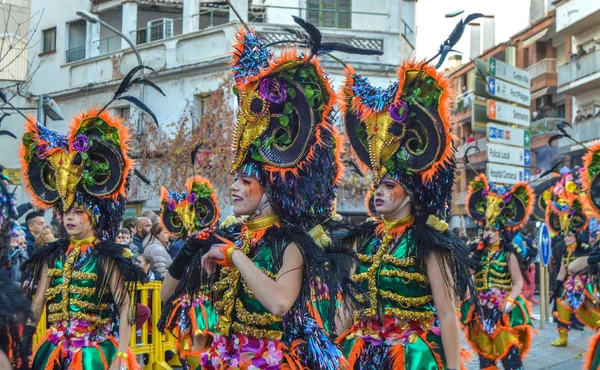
555,0,600,34
557,117,600,153
59,5,397,92
558,50,600,95
453,90,473,123
527,58,557,92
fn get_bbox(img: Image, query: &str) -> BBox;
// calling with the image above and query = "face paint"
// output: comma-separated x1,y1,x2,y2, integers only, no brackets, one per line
231,174,264,216
374,179,411,219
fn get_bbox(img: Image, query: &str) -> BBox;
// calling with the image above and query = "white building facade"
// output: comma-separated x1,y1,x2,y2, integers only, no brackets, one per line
13,0,417,217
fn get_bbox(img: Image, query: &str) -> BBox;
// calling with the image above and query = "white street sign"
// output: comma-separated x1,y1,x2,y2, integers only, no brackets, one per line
487,99,530,127
486,76,530,106
489,58,530,88
487,163,531,185
487,143,531,166
487,123,531,147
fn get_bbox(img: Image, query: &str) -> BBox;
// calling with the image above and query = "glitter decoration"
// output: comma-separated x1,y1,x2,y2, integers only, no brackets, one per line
232,31,273,83
351,73,398,112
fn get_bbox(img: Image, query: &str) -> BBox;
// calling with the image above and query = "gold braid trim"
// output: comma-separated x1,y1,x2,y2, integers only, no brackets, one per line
354,307,435,322
379,269,429,285
382,255,418,268
72,271,98,280
48,312,111,326
48,299,110,313
379,290,432,308
231,322,283,341
234,300,282,326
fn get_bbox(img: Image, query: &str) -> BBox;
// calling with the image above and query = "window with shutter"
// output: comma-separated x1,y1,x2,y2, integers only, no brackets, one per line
307,0,351,29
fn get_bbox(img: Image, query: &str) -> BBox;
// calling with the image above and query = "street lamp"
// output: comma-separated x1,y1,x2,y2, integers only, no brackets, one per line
76,10,145,132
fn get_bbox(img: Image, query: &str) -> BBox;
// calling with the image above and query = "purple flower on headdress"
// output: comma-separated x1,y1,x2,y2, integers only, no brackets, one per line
388,100,408,122
259,77,287,104
72,135,90,152
187,193,197,204
503,193,512,203
167,200,176,212
35,144,49,159
482,188,489,197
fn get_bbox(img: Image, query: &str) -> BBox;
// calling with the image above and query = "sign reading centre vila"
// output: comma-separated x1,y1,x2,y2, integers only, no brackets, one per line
487,163,531,185
487,123,531,147
486,76,531,106
488,57,531,88
487,143,531,166
487,100,530,127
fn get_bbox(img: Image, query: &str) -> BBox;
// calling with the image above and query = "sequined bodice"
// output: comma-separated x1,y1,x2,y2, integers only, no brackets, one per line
45,244,111,326
474,247,511,292
352,229,434,324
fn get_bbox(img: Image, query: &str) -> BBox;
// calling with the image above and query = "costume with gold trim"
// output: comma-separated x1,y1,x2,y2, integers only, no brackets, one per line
462,174,535,369
161,17,373,370
19,111,147,370
336,59,475,369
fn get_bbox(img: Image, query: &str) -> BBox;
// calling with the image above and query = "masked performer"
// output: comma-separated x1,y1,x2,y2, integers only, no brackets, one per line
161,16,380,370
157,176,221,366
461,175,535,370
334,57,475,369
541,168,598,347
566,144,600,369
17,105,157,369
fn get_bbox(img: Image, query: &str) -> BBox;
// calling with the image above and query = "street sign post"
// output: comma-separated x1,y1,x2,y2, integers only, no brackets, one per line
487,143,531,166
487,99,530,127
486,76,531,106
539,223,551,267
486,163,531,184
488,57,531,88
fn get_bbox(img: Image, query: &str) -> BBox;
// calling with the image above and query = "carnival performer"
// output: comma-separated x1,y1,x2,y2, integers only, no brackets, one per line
461,174,536,369
156,176,222,368
566,142,600,369
161,16,380,370
334,56,475,368
542,168,599,347
18,66,163,370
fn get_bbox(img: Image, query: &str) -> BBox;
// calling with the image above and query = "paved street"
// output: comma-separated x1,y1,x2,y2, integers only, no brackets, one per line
462,296,592,369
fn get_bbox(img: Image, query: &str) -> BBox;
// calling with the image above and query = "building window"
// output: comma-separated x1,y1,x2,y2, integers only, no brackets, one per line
66,19,87,63
118,106,131,121
307,0,351,29
42,27,56,54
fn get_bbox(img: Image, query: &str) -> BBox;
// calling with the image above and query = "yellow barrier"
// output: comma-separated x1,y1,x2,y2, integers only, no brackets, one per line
33,281,180,370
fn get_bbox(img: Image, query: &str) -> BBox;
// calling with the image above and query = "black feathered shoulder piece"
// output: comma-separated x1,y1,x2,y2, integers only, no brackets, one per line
411,222,478,304
20,239,69,298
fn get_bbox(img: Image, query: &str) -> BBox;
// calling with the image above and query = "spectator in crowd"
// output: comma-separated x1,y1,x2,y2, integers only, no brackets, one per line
24,211,45,256
130,217,152,257
116,228,132,245
123,217,137,236
466,132,476,144
141,210,160,225
577,45,587,59
587,113,594,119
575,110,585,124
136,254,158,281
34,227,56,248
143,223,172,279
9,232,28,282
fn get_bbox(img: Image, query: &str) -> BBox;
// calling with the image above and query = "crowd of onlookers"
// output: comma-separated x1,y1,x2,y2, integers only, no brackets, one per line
1,208,187,285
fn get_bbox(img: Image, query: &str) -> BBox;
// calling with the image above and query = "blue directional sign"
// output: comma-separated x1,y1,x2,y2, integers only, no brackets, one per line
539,223,551,266
524,149,531,166
488,76,496,95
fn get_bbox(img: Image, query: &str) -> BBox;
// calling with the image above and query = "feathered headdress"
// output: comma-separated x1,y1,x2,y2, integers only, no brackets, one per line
19,66,163,240
466,174,534,231
159,176,219,237
229,16,381,228
544,168,588,235
582,142,600,219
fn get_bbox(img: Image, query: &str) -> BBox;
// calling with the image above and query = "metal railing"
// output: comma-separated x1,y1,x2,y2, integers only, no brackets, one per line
93,34,122,55
247,4,387,29
529,117,563,136
65,45,86,62
401,19,415,47
526,58,556,79
454,90,473,114
558,49,600,86
558,117,600,149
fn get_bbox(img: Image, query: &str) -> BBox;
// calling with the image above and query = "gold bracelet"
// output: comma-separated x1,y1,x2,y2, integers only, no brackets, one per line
226,246,236,265
116,352,128,359
505,297,515,304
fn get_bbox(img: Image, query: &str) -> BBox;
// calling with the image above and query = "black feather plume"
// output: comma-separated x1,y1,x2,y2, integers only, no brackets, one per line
464,145,480,165
0,90,6,103
0,112,11,124
0,130,16,139
548,134,565,146
320,42,383,56
536,159,565,180
191,143,202,166
134,169,151,185
118,96,159,127
292,15,321,55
